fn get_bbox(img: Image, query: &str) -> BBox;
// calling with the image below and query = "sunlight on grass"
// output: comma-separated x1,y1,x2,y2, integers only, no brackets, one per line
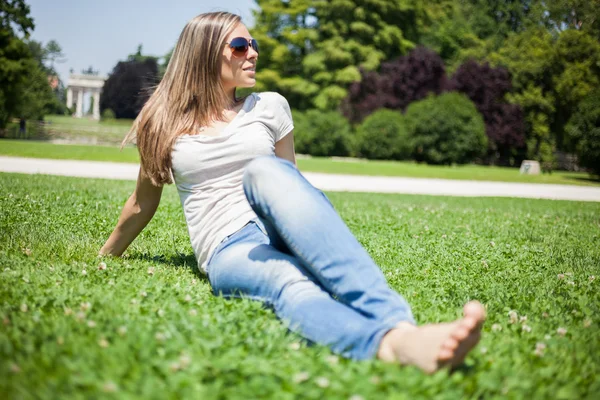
0,173,599,398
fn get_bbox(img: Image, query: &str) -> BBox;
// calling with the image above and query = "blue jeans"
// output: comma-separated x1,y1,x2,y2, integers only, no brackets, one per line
206,156,415,360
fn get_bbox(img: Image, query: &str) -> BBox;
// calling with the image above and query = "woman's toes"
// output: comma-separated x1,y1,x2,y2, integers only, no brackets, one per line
463,301,486,321
442,337,459,351
453,326,470,340
438,348,454,360
462,316,477,330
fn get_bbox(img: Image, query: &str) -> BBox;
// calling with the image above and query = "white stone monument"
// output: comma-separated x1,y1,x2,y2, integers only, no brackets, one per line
66,74,107,120
519,160,541,175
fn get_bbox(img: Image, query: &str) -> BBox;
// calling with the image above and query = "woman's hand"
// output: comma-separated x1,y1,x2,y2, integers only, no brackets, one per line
99,165,163,256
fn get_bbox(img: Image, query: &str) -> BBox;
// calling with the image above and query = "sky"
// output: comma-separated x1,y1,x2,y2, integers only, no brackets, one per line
26,0,256,85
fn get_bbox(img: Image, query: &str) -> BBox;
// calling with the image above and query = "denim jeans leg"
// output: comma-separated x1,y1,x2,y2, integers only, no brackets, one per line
242,156,415,327
207,222,394,360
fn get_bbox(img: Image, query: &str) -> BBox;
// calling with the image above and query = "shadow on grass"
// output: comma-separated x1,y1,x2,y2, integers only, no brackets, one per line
565,175,600,185
127,251,208,282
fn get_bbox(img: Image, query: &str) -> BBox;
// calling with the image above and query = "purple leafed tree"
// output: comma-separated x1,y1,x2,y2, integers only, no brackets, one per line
381,46,448,111
448,60,525,159
342,47,447,123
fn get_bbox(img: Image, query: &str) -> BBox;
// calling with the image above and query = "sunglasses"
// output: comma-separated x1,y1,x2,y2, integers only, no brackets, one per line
226,37,259,56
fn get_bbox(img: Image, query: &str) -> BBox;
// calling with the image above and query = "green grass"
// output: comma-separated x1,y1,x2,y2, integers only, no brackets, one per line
1,173,598,398
45,115,135,128
3,115,134,144
0,139,139,163
1,139,598,186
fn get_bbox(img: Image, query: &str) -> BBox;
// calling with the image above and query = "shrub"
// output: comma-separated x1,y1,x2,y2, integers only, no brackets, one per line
355,109,411,160
449,60,526,160
405,92,487,165
291,109,352,157
342,47,447,123
100,58,159,119
566,92,600,176
101,108,116,121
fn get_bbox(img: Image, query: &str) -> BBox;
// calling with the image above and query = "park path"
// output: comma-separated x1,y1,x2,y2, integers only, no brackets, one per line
1,156,599,202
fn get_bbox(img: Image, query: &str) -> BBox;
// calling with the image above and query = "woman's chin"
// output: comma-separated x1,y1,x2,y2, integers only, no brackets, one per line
238,79,257,88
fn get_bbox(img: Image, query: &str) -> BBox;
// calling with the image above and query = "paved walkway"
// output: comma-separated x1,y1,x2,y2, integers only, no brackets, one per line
1,156,599,202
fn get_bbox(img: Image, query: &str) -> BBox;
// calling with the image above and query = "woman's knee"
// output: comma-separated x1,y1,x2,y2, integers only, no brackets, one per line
243,156,295,194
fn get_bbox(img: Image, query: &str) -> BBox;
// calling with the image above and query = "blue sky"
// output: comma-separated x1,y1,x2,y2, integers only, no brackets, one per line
27,0,256,84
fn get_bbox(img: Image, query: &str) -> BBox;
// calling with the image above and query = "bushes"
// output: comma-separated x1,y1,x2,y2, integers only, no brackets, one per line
342,47,448,123
405,92,487,164
566,92,600,176
101,108,116,121
292,93,488,164
448,60,526,160
355,109,410,160
291,109,351,157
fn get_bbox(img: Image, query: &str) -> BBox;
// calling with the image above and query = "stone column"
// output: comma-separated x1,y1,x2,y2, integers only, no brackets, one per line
76,89,84,118
66,87,73,109
93,90,100,120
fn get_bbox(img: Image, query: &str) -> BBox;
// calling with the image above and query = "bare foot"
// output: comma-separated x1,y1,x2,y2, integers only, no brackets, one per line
377,301,486,374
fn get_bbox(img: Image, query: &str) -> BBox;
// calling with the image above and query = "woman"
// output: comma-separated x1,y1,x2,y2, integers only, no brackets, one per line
100,11,485,373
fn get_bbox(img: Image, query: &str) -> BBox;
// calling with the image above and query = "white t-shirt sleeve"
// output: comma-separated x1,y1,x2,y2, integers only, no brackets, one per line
269,92,294,142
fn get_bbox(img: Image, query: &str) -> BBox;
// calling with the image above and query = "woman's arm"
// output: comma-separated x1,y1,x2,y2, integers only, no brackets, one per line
99,165,163,256
275,130,296,165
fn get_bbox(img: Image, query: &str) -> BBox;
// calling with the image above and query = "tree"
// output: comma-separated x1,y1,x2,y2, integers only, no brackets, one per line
12,57,59,121
552,29,600,150
0,0,34,35
159,47,173,78
127,44,159,63
489,28,557,161
489,27,600,161
0,0,35,128
565,92,600,176
24,39,68,116
342,47,447,123
100,58,159,119
541,0,600,39
44,39,66,74
449,60,525,164
252,0,421,110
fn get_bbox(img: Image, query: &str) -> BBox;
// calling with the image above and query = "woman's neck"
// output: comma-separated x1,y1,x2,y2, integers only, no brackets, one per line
225,88,238,107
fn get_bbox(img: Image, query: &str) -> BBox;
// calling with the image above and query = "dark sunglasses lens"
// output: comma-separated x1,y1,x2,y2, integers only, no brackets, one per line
251,39,259,54
229,37,248,54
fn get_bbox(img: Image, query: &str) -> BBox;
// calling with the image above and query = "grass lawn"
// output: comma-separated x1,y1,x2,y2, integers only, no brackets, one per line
45,115,135,129
1,173,598,398
1,139,598,187
2,116,135,145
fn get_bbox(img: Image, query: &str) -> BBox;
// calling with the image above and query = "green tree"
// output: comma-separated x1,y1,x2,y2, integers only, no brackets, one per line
45,39,66,74
0,0,35,128
565,92,600,176
489,28,556,160
25,38,68,116
13,58,59,121
489,28,600,160
159,47,173,78
541,0,600,39
252,0,420,110
552,29,600,150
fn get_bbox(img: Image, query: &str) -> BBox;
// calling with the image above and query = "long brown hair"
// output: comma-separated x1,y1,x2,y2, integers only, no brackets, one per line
123,12,241,185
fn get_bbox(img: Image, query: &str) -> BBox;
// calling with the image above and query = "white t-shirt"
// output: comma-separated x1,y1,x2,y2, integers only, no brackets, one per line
171,92,294,273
